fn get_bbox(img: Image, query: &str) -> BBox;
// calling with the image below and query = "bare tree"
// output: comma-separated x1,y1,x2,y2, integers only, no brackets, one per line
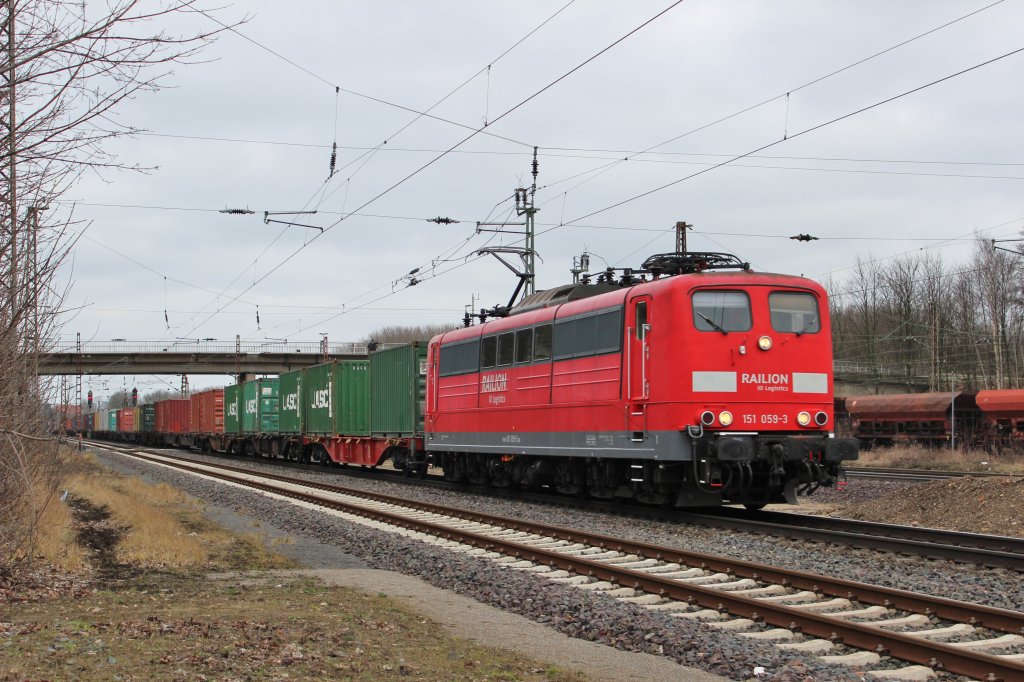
142,388,178,403
364,324,461,345
830,235,1024,392
972,238,1021,389
0,0,234,577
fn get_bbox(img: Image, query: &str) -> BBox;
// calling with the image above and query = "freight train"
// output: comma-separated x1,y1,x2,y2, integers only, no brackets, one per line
67,251,859,508
836,390,1024,450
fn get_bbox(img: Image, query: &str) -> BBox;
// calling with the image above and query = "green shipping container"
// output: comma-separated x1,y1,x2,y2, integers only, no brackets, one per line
241,380,258,433
337,360,370,436
224,384,241,435
260,378,280,435
278,369,303,434
260,396,279,433
140,404,156,433
242,378,279,434
107,410,117,431
301,360,371,436
302,362,334,436
370,343,427,437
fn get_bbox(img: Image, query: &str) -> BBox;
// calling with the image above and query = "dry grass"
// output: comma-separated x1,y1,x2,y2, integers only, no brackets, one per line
31,484,88,571
851,443,1024,473
36,454,294,572
68,473,209,567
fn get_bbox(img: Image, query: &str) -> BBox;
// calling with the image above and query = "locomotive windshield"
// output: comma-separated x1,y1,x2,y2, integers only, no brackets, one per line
692,291,751,332
769,291,820,334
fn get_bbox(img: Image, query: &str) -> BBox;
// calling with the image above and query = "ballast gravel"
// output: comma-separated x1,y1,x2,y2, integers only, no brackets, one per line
92,448,1015,681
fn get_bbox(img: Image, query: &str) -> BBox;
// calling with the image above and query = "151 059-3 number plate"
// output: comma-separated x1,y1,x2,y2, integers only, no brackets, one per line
741,413,790,425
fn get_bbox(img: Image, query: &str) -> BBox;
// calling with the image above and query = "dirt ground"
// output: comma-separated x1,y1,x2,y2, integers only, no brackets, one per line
838,476,1024,537
778,475,1024,538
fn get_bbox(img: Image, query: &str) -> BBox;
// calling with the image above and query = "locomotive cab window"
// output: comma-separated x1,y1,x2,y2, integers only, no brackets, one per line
515,328,533,364
635,301,648,340
692,291,751,332
769,292,820,334
497,332,515,367
439,339,480,377
533,324,552,361
553,307,623,360
481,336,497,369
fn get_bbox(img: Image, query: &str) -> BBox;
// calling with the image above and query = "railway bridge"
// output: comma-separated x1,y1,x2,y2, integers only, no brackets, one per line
38,339,385,379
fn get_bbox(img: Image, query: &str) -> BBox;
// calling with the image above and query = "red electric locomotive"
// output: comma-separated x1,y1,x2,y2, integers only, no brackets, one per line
426,252,858,508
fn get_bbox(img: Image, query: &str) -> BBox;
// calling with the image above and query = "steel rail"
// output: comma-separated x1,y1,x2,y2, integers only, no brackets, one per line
682,508,1024,571
105,445,1024,681
846,466,1014,482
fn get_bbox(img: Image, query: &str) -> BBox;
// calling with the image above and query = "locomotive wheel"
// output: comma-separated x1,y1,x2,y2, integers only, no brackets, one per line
743,503,767,511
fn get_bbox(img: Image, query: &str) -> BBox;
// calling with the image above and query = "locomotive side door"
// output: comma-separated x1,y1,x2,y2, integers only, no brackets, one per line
627,295,652,437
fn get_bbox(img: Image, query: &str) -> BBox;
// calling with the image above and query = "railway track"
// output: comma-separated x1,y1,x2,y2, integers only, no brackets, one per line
90,440,1024,681
683,508,1024,571
846,466,1016,482
84,439,1024,571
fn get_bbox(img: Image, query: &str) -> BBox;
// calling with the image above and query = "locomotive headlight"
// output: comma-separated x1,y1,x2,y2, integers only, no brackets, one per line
797,411,812,427
815,411,829,426
700,410,715,426
718,410,734,426
758,335,773,351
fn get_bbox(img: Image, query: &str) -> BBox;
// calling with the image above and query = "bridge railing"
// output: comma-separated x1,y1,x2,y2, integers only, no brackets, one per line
49,340,405,355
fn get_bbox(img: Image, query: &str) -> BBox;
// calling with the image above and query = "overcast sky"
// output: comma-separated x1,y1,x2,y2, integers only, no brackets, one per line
53,0,1024,400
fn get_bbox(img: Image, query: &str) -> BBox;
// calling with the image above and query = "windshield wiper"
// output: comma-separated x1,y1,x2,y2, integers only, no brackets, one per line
794,318,820,336
697,312,728,335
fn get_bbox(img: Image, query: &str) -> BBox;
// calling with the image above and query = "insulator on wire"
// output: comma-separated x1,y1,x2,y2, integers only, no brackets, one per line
328,142,337,178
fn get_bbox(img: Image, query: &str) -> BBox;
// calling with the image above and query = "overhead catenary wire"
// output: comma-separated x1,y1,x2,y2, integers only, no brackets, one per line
174,1,580,338
814,216,1024,280
123,131,1024,170
553,43,1024,233
531,0,1008,206
183,0,689,337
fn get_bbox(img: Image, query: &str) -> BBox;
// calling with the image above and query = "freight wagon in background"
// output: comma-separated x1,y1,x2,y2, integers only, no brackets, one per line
156,398,191,447
840,389,1024,451
844,392,979,447
191,388,225,451
77,345,430,471
976,390,1024,447
223,347,422,466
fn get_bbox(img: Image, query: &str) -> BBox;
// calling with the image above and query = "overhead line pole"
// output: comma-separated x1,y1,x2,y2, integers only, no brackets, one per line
4,5,16,330
515,146,540,296
675,221,692,253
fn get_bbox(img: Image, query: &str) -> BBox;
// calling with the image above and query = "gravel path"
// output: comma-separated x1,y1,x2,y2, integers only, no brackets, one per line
92,447,1015,681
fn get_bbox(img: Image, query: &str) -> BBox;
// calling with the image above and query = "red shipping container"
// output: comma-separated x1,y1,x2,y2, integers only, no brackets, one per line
116,408,135,432
156,399,191,433
155,400,168,432
190,388,225,434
